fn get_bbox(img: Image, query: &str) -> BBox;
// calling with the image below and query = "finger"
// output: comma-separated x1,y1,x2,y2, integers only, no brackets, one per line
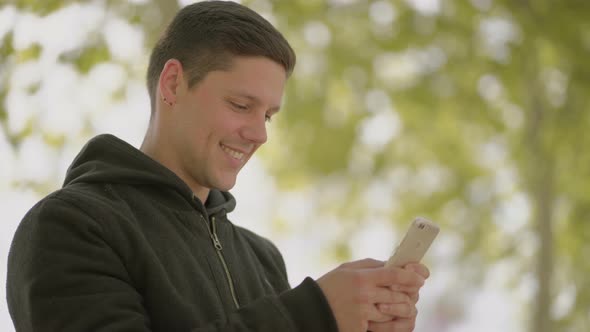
387,287,422,301
409,291,419,304
340,258,384,270
366,304,395,323
376,302,417,318
367,267,425,288
367,316,416,332
359,289,407,322
370,287,410,304
389,284,420,294
404,263,430,279
365,289,411,322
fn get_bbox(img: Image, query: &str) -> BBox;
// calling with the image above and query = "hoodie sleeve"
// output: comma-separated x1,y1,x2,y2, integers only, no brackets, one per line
7,195,152,331
7,195,338,332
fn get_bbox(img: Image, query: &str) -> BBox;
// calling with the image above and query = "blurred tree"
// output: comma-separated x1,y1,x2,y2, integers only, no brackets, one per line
264,1,590,331
1,0,589,331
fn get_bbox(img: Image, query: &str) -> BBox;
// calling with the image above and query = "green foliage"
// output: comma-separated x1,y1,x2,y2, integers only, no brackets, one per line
0,88,7,122
13,0,72,16
266,1,590,330
16,43,42,63
59,41,111,74
0,32,15,60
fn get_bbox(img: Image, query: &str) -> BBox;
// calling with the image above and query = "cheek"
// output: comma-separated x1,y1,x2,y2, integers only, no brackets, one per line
211,110,243,135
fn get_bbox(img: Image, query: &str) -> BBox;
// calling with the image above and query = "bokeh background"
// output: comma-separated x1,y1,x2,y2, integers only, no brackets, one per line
1,0,589,331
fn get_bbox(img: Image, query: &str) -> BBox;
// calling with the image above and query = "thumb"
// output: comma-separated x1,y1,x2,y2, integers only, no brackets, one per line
341,258,384,270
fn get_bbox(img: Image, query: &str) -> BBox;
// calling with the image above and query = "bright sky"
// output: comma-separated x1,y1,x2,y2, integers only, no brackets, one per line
0,2,530,331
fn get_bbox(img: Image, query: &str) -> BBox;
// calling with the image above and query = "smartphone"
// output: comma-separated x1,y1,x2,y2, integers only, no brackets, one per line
385,217,440,268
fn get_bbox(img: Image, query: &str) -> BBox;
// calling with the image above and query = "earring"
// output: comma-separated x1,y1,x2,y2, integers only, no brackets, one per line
163,97,174,106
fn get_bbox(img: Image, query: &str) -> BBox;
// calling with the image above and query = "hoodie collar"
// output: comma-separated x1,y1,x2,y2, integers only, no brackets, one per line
64,134,236,216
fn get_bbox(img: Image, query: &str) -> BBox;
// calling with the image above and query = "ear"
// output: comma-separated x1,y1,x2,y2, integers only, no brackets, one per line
158,59,186,107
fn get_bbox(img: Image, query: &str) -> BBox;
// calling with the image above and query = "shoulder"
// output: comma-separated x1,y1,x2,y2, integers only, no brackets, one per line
13,186,110,243
13,183,132,247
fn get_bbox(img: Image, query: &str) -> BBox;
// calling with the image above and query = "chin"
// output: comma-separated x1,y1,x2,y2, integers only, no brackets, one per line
214,178,237,192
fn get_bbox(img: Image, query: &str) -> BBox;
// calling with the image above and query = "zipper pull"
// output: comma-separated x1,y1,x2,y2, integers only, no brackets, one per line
211,234,223,250
211,216,223,251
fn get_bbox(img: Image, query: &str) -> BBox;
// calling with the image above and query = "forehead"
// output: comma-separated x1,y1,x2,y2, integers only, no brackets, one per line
196,56,287,106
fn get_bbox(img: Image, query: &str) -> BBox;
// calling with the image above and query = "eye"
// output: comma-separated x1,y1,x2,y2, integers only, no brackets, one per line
229,101,248,110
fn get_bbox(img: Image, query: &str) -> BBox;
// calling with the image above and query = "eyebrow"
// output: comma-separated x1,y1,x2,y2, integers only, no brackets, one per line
227,90,281,112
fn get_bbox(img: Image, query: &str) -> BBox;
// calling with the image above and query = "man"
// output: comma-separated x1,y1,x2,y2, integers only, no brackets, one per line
7,2,429,331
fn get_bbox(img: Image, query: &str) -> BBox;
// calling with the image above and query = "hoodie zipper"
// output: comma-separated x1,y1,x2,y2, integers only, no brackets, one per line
202,214,240,309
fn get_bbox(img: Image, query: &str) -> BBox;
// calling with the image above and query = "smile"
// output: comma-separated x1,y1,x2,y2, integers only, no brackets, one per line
221,144,245,161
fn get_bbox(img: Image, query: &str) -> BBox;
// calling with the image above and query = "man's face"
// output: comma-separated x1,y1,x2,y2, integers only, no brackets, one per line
171,56,286,192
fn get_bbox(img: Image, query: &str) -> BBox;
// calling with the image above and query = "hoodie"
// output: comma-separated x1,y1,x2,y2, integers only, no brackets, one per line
7,134,338,332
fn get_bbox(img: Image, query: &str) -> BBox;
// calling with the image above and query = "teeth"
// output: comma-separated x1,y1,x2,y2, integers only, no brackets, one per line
221,144,245,160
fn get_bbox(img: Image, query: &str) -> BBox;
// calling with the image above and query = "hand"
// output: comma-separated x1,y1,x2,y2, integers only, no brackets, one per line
386,263,430,306
369,263,431,332
316,258,425,332
400,263,430,304
369,292,417,332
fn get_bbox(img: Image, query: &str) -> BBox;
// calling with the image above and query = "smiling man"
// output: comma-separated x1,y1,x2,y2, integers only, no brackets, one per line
142,55,285,203
7,2,429,332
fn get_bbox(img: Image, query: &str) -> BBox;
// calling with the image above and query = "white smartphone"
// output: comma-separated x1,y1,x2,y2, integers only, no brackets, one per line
385,217,440,268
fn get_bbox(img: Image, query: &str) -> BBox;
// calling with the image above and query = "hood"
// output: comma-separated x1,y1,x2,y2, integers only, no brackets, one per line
64,134,236,216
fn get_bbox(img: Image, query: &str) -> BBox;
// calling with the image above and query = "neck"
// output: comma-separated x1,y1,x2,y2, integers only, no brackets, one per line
141,124,210,203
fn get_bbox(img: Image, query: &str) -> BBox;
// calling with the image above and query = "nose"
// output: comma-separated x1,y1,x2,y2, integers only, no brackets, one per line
242,114,268,144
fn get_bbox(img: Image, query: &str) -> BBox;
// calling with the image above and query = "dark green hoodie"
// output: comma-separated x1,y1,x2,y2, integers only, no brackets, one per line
7,134,338,332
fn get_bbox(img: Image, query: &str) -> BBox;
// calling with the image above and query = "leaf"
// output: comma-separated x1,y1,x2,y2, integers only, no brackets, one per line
14,0,71,16
59,41,111,74
16,43,42,63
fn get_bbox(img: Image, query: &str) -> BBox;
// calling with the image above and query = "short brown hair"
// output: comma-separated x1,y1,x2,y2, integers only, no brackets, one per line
146,1,296,113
